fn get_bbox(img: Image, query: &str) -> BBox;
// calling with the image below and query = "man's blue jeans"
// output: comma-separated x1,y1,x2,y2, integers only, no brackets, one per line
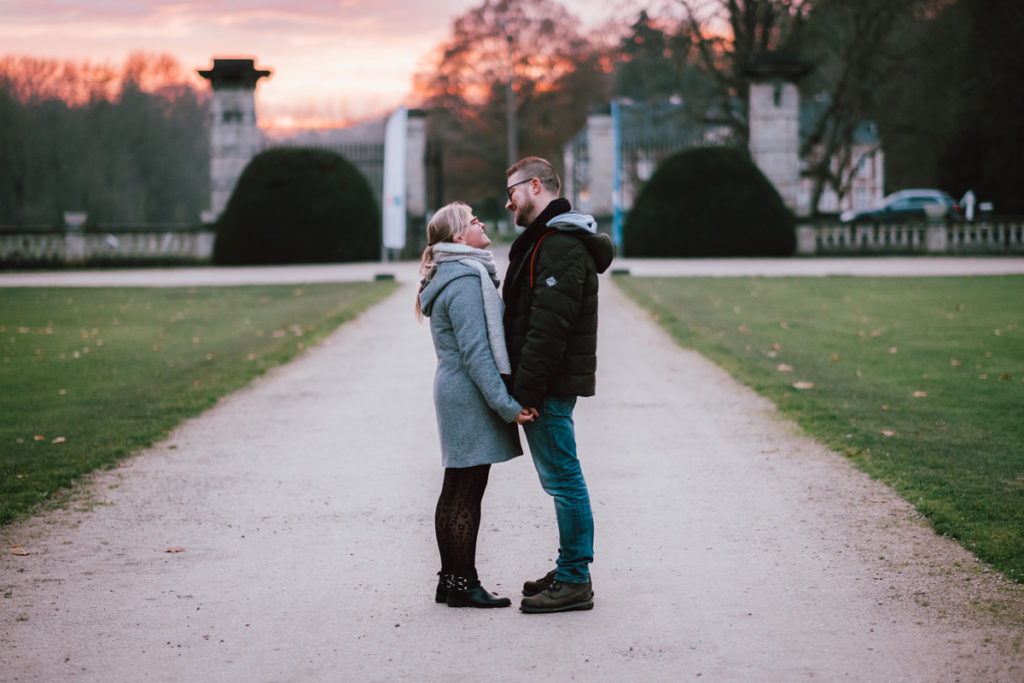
522,396,594,583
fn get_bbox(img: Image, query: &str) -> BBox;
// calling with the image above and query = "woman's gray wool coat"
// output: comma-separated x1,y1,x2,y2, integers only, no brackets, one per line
419,261,523,468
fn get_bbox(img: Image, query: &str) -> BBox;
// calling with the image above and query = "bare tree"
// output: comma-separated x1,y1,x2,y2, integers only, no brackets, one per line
678,0,812,140
798,0,926,214
412,0,608,211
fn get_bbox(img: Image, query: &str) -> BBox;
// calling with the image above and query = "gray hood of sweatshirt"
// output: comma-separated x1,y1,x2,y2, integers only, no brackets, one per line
547,211,598,234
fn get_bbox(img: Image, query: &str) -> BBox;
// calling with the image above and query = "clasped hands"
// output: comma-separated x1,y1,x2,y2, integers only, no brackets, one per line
514,406,540,424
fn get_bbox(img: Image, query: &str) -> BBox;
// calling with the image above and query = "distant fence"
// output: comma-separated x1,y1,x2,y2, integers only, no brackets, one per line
0,226,214,267
796,218,1024,256
4,218,1024,268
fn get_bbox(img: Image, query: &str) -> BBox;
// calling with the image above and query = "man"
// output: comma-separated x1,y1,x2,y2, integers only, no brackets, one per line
502,156,613,613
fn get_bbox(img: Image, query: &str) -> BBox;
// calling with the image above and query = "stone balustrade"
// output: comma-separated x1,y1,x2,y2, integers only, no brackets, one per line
1,228,215,266
796,219,1024,256
3,219,1023,267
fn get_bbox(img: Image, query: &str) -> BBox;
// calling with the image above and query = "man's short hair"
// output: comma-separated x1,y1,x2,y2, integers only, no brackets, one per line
507,156,561,195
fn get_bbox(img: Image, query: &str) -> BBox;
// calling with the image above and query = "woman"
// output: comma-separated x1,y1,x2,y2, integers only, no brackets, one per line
417,202,533,609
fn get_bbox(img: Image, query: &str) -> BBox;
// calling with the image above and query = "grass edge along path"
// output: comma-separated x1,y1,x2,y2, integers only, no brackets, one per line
0,281,399,526
614,274,1024,583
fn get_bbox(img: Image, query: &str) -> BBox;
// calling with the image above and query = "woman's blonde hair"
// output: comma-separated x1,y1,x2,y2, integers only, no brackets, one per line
415,201,474,320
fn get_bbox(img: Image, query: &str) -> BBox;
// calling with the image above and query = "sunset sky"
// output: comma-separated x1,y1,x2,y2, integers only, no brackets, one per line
1,0,630,129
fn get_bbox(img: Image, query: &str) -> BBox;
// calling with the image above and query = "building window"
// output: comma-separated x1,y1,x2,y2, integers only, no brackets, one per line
222,111,244,124
855,153,871,179
821,189,838,213
855,187,870,210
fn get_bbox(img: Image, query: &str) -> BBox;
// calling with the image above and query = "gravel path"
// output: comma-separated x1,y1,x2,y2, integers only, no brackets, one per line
2,260,1023,681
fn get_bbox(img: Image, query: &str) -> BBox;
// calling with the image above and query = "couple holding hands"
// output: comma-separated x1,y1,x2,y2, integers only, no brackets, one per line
416,156,613,614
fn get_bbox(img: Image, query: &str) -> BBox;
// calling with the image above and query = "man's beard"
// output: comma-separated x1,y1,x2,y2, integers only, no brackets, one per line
514,194,536,228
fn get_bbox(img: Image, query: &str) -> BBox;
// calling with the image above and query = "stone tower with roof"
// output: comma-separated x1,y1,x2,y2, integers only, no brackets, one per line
197,58,271,221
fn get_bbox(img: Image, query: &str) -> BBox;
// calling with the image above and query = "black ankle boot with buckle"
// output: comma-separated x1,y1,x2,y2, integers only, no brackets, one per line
446,573,512,608
435,571,453,604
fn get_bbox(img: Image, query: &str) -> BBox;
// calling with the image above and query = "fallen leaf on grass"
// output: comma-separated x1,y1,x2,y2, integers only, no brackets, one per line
777,364,793,372
880,430,896,436
950,358,962,367
52,436,65,444
999,373,1011,380
829,353,841,362
10,546,29,556
888,347,899,354
792,381,814,390
33,435,45,441
164,547,186,553
912,391,928,398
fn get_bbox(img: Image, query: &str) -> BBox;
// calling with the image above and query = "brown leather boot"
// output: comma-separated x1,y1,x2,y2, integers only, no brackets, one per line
520,579,594,614
522,569,557,596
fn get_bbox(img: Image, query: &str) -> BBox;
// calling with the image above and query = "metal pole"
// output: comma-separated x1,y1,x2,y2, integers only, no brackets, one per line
505,30,516,169
611,99,623,254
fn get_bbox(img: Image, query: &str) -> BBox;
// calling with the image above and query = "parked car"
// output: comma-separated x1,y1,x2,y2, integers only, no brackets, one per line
840,189,963,223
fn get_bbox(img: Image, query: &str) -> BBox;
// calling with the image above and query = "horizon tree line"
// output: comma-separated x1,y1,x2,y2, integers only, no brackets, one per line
1,0,1020,227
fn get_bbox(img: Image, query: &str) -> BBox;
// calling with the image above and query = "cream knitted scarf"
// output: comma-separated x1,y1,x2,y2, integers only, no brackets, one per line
425,243,511,375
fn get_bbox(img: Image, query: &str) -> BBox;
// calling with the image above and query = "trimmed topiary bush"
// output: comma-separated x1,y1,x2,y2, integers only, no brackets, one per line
213,148,379,265
624,147,796,257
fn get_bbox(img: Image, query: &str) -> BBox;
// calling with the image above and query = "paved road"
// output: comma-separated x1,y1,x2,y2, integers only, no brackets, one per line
3,254,1024,287
2,258,1023,681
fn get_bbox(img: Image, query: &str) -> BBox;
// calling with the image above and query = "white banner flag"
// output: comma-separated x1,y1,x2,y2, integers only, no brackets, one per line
382,107,408,251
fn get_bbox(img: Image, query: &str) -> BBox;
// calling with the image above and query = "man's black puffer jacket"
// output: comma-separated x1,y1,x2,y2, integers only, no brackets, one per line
502,199,614,409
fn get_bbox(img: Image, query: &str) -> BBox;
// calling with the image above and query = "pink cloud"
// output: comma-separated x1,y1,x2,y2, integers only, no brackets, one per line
1,0,620,122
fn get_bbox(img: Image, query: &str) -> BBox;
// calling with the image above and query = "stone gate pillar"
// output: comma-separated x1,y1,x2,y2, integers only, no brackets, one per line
197,58,271,221
743,56,812,215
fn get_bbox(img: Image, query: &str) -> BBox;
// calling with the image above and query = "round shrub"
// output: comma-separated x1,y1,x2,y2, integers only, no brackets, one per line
213,148,379,265
624,147,796,257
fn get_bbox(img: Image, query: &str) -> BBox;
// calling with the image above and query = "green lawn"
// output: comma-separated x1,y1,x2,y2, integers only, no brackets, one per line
615,275,1024,582
0,282,398,525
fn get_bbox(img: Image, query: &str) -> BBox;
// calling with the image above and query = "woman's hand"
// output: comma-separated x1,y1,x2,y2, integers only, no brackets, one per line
514,407,537,424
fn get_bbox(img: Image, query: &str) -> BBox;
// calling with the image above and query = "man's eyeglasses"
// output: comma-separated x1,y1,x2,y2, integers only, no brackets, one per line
506,177,534,200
